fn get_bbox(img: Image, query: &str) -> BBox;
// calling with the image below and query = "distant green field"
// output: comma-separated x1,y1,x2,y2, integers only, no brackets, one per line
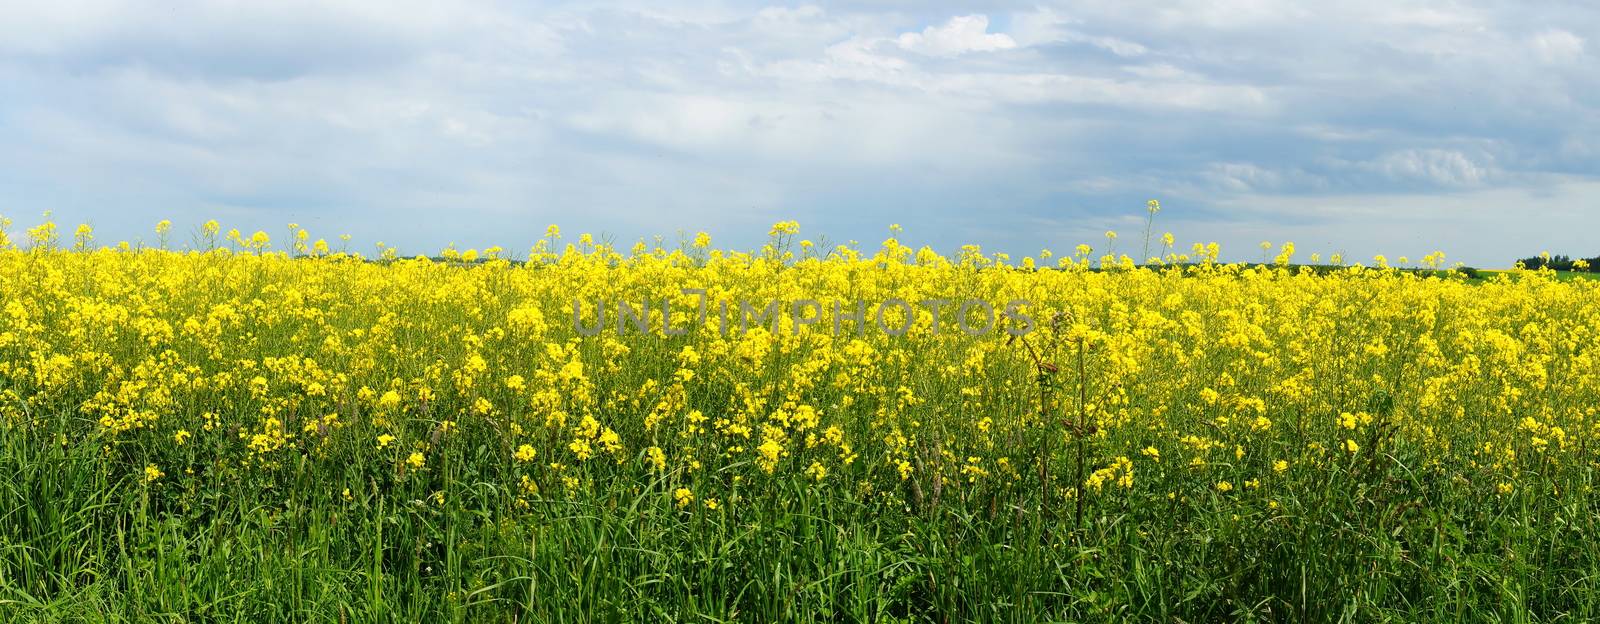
1478,269,1600,282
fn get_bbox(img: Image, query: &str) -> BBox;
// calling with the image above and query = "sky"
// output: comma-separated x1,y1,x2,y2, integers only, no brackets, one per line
1,0,1597,267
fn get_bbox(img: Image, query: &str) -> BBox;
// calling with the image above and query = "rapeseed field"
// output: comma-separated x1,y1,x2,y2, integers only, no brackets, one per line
2,217,1598,621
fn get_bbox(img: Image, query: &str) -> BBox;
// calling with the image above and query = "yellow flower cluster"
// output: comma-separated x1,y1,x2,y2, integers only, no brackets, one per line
2,218,1597,521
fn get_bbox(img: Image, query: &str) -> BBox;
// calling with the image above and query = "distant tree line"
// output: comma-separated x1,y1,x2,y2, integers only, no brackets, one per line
1516,254,1599,272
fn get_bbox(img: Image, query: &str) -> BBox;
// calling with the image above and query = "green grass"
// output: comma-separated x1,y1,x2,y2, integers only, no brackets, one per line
5,412,1600,622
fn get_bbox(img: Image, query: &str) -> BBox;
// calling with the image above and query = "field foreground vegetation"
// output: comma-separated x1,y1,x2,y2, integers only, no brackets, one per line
2,221,1600,622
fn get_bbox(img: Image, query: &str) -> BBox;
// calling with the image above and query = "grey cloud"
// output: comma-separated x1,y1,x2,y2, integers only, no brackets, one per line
0,0,1597,267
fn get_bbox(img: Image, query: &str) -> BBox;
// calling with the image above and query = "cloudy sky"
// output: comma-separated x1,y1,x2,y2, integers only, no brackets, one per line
2,1,1596,266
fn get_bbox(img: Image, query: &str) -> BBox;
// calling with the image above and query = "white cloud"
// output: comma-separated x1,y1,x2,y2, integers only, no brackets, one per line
1378,7,1486,29
755,5,825,22
1085,36,1149,57
1008,8,1146,56
1008,8,1075,47
1368,149,1496,187
1203,162,1329,193
1531,29,1585,63
895,15,1017,57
